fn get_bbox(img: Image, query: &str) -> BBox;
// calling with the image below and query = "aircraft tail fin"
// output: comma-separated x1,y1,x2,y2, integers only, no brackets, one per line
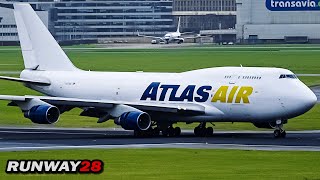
13,3,77,71
176,17,181,33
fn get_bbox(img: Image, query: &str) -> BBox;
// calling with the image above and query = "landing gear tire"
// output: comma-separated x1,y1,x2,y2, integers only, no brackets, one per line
273,129,281,138
206,127,214,136
153,127,160,136
273,129,286,138
194,126,201,136
168,126,175,137
161,126,181,137
273,120,286,138
162,129,169,137
174,127,181,137
194,122,214,137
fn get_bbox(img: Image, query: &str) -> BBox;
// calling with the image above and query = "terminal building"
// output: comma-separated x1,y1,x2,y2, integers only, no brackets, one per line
0,3,48,45
0,0,237,44
1,0,320,44
0,0,174,43
236,0,320,43
173,0,236,42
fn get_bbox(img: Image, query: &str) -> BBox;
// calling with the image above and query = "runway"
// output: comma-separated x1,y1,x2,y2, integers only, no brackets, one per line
0,127,319,152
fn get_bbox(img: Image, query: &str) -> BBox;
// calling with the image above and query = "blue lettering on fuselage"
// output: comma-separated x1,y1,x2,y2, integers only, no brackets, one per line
140,82,212,102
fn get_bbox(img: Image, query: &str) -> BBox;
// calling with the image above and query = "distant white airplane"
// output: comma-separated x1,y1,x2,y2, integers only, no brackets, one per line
0,3,317,138
137,17,200,44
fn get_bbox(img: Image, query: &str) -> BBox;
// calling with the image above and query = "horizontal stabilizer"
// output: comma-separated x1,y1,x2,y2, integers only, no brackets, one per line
0,76,50,86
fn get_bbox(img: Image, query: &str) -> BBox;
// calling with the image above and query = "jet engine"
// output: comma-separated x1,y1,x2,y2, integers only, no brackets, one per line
24,105,60,124
178,38,184,44
114,111,151,131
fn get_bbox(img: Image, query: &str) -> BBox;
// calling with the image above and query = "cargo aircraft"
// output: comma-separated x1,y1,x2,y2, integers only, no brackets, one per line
137,17,200,44
0,3,317,138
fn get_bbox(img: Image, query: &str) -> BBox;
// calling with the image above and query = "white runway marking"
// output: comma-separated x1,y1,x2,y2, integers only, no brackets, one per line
0,143,319,152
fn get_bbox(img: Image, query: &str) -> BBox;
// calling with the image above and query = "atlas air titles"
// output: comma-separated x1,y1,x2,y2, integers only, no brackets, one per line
140,82,253,104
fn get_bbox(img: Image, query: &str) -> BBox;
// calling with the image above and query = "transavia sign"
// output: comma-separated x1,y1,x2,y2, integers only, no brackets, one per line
266,0,320,11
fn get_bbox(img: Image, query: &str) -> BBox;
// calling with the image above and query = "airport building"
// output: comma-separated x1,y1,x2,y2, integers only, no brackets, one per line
173,0,236,42
236,0,320,43
2,0,320,44
0,3,48,45
0,0,174,43
0,0,238,44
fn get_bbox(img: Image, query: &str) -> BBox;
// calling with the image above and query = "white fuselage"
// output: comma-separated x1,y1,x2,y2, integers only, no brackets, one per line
163,32,181,43
21,67,317,123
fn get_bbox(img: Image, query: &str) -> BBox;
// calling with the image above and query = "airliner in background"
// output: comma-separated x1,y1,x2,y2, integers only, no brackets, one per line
137,17,201,44
0,3,317,138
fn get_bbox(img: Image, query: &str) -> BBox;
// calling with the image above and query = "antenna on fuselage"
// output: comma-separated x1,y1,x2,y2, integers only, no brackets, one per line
240,64,243,67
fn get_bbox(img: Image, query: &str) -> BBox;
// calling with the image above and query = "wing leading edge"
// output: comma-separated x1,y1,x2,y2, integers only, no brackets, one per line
0,95,206,115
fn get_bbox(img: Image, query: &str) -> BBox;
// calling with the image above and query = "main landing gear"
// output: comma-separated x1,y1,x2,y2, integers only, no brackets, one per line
133,122,181,137
273,120,286,138
194,122,214,137
162,126,181,137
134,126,160,137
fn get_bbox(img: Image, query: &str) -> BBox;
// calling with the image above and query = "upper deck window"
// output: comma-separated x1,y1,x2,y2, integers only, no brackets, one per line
279,74,297,79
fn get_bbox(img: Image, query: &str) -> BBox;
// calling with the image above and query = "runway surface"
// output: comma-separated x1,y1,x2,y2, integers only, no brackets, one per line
0,127,319,152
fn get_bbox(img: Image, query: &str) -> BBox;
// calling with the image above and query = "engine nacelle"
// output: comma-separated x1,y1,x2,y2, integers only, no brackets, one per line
24,105,60,124
115,111,151,131
178,38,184,44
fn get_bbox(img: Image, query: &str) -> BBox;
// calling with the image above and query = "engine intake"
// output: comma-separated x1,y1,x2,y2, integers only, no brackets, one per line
115,111,151,131
24,105,60,124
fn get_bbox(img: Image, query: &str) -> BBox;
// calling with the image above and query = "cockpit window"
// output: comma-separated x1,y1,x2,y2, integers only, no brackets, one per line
279,74,297,79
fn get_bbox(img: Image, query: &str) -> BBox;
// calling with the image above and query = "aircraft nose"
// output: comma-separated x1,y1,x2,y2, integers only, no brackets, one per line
302,88,317,110
282,85,317,118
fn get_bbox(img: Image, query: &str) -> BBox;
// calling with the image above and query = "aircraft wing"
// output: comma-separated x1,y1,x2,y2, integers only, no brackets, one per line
0,95,206,115
137,31,163,40
182,35,202,39
180,32,195,35
138,34,163,40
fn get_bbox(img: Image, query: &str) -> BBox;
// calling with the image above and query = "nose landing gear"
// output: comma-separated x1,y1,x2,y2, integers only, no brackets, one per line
273,120,286,138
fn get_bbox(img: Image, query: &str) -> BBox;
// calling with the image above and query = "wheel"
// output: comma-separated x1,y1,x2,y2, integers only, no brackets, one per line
206,127,213,136
194,126,201,136
174,127,181,137
199,128,206,137
153,127,160,136
274,129,281,138
281,130,286,138
168,126,175,137
162,129,168,137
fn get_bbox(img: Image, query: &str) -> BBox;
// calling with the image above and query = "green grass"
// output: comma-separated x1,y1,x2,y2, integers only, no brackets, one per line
0,149,319,179
0,46,319,130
